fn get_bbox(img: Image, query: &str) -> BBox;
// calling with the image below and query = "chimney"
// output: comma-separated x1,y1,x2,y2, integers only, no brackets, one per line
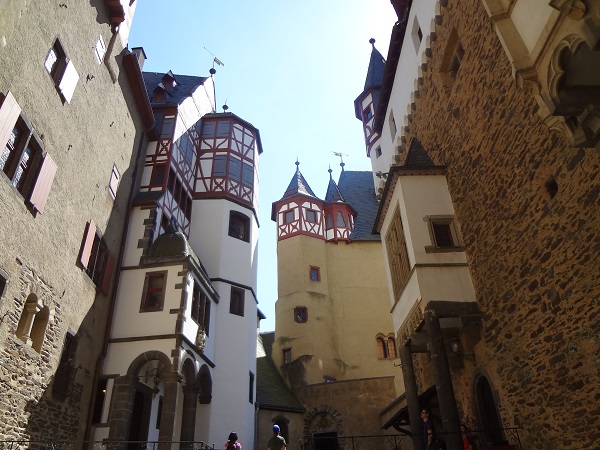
131,47,147,71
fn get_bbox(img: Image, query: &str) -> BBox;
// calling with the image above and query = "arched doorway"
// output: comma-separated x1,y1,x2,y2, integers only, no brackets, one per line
474,375,506,446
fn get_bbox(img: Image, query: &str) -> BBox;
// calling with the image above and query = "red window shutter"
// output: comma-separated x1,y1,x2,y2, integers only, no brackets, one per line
79,221,97,269
29,153,57,214
101,252,115,294
0,91,22,151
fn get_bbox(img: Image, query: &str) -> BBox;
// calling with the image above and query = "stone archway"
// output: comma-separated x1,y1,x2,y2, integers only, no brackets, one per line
304,406,344,450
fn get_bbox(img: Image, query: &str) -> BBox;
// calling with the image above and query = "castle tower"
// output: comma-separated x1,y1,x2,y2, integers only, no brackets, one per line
271,163,340,385
323,167,356,242
97,69,262,446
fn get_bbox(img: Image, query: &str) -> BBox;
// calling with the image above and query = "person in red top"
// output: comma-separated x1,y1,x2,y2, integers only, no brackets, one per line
225,431,242,450
460,424,474,450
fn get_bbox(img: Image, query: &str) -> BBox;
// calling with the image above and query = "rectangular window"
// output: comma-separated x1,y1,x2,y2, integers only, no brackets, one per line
94,35,106,64
161,116,176,139
213,155,226,176
249,372,254,404
45,39,79,103
140,271,167,312
1,93,57,213
363,107,372,121
425,216,463,251
230,286,245,316
228,156,241,181
217,120,230,137
79,221,114,294
191,282,210,329
309,266,320,281
242,162,254,187
283,348,292,364
92,379,108,424
151,163,166,187
294,306,308,323
375,147,382,158
284,210,294,224
306,209,317,223
385,208,411,300
108,164,120,199
201,121,215,137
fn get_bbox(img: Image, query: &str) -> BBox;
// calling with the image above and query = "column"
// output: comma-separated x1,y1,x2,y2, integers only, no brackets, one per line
107,374,138,450
424,310,462,450
180,384,199,448
399,345,425,450
158,372,182,450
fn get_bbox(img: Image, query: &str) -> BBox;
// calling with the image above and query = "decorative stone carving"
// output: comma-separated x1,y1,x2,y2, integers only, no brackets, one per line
195,326,206,351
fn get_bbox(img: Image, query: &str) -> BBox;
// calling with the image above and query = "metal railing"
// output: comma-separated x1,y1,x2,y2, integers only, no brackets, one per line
300,427,522,450
0,441,215,450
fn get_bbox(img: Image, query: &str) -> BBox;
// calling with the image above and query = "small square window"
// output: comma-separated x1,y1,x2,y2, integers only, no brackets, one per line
306,209,317,223
140,271,167,312
294,307,308,323
375,147,382,158
217,121,230,137
230,286,245,316
201,121,216,137
425,216,463,252
284,210,294,224
363,107,372,121
108,164,120,199
309,266,320,281
95,35,106,64
432,222,454,248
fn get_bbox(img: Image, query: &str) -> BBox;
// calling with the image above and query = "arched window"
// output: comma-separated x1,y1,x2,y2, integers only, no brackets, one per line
376,337,388,359
474,375,506,446
387,337,397,358
15,294,48,353
228,211,250,242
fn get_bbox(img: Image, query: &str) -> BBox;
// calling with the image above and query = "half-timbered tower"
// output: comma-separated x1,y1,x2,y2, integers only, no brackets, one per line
261,165,399,450
94,67,263,447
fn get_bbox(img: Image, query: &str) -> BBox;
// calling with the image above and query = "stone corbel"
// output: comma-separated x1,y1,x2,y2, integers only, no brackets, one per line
550,0,587,20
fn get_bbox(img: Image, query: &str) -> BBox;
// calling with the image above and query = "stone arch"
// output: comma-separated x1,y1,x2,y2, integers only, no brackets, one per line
472,371,506,446
180,353,198,386
303,404,344,439
126,350,173,377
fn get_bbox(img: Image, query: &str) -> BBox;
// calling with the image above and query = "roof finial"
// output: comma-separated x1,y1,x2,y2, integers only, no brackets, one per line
369,38,376,48
340,161,345,172
295,159,300,170
223,100,229,112
328,165,333,179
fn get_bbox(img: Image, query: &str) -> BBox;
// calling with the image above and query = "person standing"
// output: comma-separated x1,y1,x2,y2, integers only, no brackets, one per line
460,424,474,450
225,431,242,450
421,409,434,449
267,425,287,450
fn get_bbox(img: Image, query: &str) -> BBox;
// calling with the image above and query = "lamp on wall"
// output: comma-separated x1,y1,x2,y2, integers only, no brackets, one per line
450,335,475,360
144,367,161,397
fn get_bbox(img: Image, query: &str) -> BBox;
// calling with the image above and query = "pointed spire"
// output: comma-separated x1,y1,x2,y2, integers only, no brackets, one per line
280,161,317,200
364,38,386,90
324,169,346,203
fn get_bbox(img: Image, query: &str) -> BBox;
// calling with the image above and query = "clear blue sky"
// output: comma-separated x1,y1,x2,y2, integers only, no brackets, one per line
128,0,396,331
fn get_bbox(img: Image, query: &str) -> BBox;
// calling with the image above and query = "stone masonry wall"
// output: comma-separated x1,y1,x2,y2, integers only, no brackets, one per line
402,0,600,448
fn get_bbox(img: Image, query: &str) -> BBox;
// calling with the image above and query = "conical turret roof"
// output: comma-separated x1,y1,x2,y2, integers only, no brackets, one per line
324,168,346,203
280,161,317,200
364,40,386,90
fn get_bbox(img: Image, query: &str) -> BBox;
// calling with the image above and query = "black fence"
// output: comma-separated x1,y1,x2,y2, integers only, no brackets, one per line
0,441,215,450
300,428,522,450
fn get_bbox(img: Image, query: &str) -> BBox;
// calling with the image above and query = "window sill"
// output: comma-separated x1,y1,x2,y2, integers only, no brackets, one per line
424,245,465,253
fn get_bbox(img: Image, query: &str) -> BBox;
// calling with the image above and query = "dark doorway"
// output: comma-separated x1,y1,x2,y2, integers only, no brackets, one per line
475,376,506,445
128,389,152,449
314,432,338,450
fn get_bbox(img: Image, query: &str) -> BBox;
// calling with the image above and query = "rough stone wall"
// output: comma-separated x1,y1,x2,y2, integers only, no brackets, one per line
401,0,600,448
295,377,398,439
0,0,144,443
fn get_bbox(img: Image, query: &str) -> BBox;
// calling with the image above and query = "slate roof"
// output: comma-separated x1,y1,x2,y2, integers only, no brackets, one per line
142,71,210,106
337,171,381,241
256,332,304,412
364,45,386,90
324,170,346,203
279,164,318,201
404,138,435,167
